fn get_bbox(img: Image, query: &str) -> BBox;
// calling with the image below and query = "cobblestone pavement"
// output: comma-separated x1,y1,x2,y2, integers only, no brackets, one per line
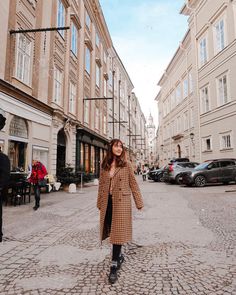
0,178,236,294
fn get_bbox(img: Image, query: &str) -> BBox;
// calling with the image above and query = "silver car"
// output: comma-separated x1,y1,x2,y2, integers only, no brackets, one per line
163,162,199,184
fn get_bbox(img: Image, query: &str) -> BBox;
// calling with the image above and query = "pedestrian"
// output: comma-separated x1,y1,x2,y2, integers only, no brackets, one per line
97,138,144,284
29,159,47,210
0,149,10,242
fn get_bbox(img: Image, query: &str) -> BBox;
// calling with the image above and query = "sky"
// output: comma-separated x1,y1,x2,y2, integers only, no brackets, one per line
99,0,189,127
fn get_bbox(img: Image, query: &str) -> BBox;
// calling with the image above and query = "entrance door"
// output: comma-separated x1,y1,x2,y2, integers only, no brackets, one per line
57,129,66,175
9,141,27,171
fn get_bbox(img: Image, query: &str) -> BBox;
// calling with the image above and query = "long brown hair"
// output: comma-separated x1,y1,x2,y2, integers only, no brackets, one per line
102,139,127,170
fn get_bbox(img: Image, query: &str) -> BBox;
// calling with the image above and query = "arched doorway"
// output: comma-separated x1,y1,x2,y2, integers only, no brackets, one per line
57,129,66,175
177,144,181,158
8,116,28,171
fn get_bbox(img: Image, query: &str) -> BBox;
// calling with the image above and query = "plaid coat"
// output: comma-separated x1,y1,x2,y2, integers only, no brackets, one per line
97,162,144,244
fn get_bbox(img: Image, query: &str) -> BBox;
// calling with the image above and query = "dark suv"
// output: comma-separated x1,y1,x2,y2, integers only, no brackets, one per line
181,158,236,187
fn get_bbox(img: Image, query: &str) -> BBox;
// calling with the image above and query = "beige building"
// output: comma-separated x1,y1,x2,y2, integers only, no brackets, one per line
0,0,147,177
156,0,236,165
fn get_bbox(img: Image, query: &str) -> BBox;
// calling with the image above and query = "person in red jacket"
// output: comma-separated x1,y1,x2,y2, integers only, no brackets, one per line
29,159,47,210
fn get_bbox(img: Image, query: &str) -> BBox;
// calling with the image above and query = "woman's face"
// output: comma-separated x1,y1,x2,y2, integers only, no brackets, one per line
112,141,123,157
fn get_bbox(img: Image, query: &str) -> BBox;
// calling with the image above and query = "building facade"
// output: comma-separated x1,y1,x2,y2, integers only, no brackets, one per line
0,0,147,177
156,0,236,165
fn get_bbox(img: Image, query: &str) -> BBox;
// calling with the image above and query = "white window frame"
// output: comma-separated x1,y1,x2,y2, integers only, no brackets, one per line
84,98,90,124
199,35,208,67
220,131,232,150
95,32,100,47
96,63,100,87
85,10,91,30
214,16,226,54
71,22,77,55
189,71,193,94
85,46,91,74
69,81,76,114
183,77,188,98
103,114,107,134
16,34,31,85
53,67,62,104
217,73,228,106
57,0,65,37
103,78,107,97
95,107,99,130
176,84,181,105
200,85,210,114
202,136,212,152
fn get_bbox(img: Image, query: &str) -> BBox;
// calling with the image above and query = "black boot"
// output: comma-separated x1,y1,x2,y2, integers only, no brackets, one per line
33,202,39,210
117,254,124,270
109,261,118,284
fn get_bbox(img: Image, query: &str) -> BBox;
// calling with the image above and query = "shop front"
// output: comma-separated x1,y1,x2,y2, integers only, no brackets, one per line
76,128,108,178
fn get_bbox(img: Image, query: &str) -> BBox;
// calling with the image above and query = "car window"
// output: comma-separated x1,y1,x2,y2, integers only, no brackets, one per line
186,163,198,168
220,161,236,167
208,162,220,169
195,162,210,170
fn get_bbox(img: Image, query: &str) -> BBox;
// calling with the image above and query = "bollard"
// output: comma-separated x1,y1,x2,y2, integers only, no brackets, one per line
78,172,84,194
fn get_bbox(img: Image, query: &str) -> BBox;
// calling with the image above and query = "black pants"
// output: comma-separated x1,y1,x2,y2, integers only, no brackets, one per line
104,194,122,262
0,190,3,240
33,184,40,207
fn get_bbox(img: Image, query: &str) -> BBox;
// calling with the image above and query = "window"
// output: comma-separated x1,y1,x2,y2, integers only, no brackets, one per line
32,146,49,169
104,78,107,97
85,46,91,74
95,107,99,130
71,22,77,55
84,99,89,124
202,137,212,151
214,18,225,54
16,34,31,84
103,51,107,64
53,68,62,104
109,70,113,87
103,114,107,134
184,111,188,131
217,74,228,105
183,77,188,98
57,0,65,37
96,64,100,87
189,71,193,93
220,133,232,149
200,86,210,113
95,32,100,47
85,10,91,29
176,84,181,105
199,36,207,66
69,82,76,114
190,107,194,128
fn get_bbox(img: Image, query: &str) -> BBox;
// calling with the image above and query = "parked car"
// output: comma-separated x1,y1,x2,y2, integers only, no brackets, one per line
180,158,236,187
170,157,190,163
148,166,166,182
163,162,199,184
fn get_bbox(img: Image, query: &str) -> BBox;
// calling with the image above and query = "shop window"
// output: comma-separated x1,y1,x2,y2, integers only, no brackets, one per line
32,146,49,169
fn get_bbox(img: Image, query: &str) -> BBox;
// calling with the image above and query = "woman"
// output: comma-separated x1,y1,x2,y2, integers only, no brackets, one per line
29,159,47,210
97,139,144,284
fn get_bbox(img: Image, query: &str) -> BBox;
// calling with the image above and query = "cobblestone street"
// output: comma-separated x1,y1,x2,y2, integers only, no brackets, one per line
0,177,236,295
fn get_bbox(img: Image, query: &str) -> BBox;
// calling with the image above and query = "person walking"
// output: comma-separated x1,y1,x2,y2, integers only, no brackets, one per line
29,159,47,210
0,149,10,242
97,139,144,284
0,109,10,242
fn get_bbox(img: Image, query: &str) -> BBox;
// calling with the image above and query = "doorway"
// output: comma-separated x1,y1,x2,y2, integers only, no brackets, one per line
56,129,66,175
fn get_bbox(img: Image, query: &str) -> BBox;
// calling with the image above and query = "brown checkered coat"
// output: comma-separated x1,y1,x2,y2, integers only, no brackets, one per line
97,162,144,244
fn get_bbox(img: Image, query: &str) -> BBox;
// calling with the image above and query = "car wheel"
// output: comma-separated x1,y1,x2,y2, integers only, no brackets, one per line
175,174,181,185
194,175,206,187
157,174,164,182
